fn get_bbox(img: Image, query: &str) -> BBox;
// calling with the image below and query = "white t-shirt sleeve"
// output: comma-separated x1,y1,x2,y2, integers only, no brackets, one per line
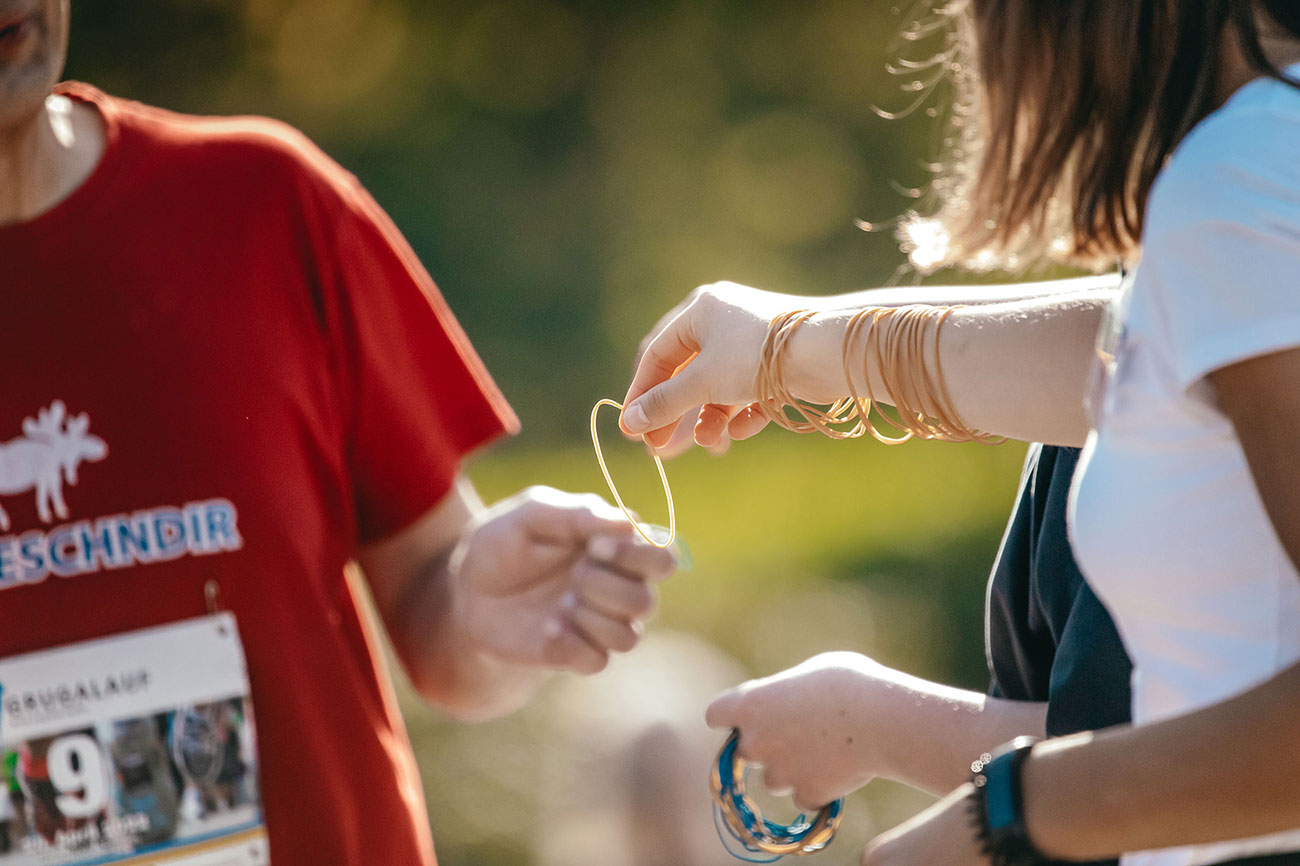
1138,104,1300,392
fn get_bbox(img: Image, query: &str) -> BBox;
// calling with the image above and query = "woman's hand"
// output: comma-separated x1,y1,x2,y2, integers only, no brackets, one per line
860,784,987,866
704,652,903,811
644,405,733,459
620,282,826,451
706,652,1048,800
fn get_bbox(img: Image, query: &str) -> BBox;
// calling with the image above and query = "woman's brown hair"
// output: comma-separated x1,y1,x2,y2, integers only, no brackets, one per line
904,0,1300,273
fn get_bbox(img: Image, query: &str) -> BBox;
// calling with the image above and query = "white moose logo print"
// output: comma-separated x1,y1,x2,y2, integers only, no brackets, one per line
0,401,108,531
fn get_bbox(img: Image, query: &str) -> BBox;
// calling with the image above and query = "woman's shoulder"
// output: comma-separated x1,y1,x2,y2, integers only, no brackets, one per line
1146,73,1300,242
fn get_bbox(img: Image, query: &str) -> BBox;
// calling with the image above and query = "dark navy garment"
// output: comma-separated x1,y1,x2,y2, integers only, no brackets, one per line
984,445,1300,866
986,444,1131,736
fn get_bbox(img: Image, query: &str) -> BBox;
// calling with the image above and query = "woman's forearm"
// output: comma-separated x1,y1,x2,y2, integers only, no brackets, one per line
621,277,1118,447
831,274,1120,310
705,652,1048,805
867,669,1049,796
1022,660,1300,859
787,286,1114,446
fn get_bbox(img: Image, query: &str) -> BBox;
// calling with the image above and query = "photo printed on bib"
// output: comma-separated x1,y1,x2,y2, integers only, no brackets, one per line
0,615,268,866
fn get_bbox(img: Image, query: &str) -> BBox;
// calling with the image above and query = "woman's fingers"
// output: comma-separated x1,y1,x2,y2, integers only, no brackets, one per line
631,297,696,388
793,790,830,814
622,369,707,445
694,403,738,448
651,406,705,458
761,766,794,798
621,310,700,441
706,688,744,730
728,404,771,440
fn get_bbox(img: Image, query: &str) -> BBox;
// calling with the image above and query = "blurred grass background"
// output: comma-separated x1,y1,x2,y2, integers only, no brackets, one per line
67,2,1034,862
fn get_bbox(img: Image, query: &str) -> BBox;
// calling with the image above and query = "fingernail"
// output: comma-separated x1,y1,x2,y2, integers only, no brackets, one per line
623,401,649,433
587,535,619,561
561,591,579,610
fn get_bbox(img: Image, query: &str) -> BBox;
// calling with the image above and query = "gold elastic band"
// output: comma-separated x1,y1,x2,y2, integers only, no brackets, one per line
590,399,676,549
755,305,1003,445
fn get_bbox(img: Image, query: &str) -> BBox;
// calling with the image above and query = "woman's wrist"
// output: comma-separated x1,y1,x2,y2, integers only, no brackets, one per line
969,738,1060,866
783,308,858,404
839,659,997,791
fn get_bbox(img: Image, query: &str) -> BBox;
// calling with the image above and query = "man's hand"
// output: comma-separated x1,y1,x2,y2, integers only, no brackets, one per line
452,485,676,675
359,478,677,720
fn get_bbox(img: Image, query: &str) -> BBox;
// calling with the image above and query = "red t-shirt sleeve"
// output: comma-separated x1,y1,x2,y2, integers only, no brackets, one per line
295,143,519,544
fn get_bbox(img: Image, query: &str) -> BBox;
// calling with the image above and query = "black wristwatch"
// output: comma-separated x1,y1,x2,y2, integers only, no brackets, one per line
969,736,1052,866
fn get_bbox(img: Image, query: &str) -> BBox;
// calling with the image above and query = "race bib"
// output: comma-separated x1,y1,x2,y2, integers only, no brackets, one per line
0,615,268,865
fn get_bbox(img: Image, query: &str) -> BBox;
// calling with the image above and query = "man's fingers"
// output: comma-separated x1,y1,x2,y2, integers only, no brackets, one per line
572,560,659,620
586,534,676,583
514,490,633,546
565,602,643,655
542,618,609,674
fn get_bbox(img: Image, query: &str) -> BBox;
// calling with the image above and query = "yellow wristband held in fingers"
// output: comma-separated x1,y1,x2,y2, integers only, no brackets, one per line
590,399,675,549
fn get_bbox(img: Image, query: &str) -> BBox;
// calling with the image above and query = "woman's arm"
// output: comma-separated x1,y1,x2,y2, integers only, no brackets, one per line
790,289,1110,446
863,665,1300,866
862,345,1300,864
1021,343,1300,858
704,652,1047,805
826,274,1119,309
1023,661,1300,859
621,277,1116,450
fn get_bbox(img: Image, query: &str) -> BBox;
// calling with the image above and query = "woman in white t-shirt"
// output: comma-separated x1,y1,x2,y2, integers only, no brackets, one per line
618,2,1300,865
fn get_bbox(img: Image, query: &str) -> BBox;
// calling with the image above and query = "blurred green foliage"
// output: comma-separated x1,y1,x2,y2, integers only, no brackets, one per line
66,3,1035,863
67,0,946,439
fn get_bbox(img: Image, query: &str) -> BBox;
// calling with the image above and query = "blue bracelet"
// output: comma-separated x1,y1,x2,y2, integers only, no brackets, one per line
710,730,844,862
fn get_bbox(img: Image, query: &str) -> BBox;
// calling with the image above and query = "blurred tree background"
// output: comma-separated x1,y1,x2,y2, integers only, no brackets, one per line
68,2,1032,863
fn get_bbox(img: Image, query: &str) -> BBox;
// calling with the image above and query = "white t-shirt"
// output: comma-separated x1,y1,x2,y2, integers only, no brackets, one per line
1070,66,1300,866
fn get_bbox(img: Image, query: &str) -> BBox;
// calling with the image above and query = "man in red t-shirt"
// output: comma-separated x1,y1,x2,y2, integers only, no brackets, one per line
0,3,674,864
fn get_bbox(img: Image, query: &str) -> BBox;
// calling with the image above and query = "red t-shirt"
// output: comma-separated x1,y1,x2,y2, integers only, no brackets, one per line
0,83,519,863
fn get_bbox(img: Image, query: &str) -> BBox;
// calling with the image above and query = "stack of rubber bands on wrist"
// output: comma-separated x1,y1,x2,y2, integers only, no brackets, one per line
754,305,1004,445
